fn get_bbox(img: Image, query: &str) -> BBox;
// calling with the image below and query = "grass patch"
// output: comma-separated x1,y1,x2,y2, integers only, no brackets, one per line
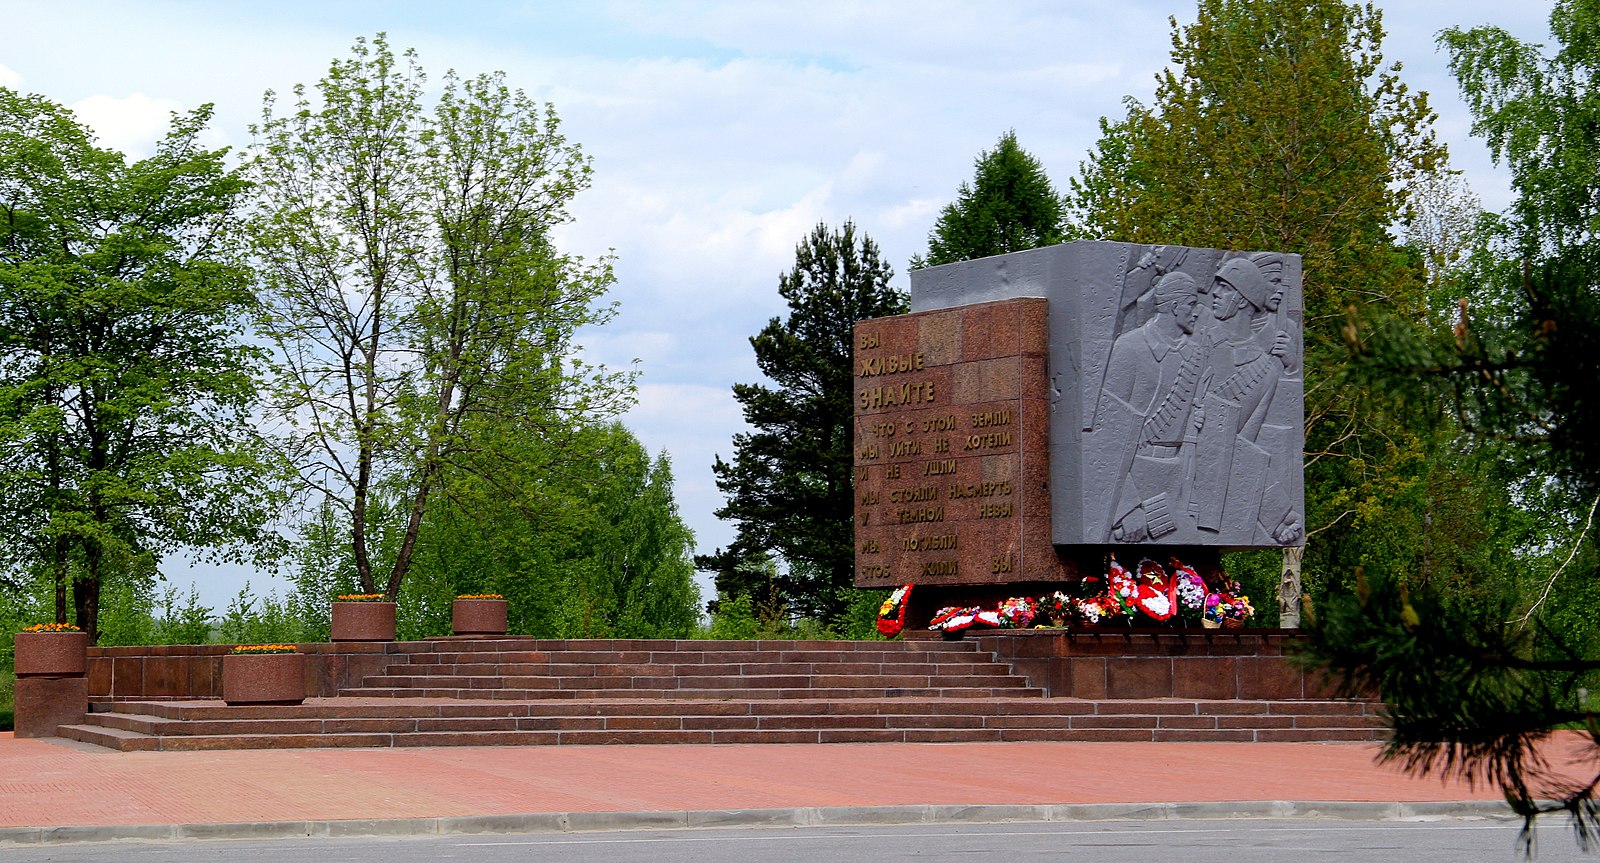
1,663,12,732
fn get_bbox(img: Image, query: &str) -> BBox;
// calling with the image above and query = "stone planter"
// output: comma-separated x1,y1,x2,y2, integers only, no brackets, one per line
452,599,508,635
330,601,397,642
222,652,306,706
13,631,89,678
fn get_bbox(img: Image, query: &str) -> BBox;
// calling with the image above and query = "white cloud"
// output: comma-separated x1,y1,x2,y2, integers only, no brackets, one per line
0,63,22,89
69,92,185,157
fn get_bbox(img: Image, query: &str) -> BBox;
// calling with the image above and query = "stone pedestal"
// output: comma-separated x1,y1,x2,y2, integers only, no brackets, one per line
14,631,89,677
222,653,306,706
330,602,397,642
13,677,88,738
452,599,509,635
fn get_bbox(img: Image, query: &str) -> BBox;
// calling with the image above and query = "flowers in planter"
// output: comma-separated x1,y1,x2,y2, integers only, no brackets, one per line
456,593,504,600
1042,591,1072,624
336,593,388,602
231,644,299,654
1203,582,1255,627
22,622,81,633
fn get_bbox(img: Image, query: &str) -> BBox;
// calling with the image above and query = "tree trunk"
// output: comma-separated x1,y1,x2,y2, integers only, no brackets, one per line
73,542,102,644
1279,543,1305,629
52,534,70,624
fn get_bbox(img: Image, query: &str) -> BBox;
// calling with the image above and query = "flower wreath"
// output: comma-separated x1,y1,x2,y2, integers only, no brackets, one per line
927,605,1005,632
877,584,913,637
1107,556,1139,618
1134,558,1177,621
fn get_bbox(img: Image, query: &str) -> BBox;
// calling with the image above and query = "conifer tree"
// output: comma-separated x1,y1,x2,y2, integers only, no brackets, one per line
915,130,1065,268
700,222,906,621
1306,4,1600,846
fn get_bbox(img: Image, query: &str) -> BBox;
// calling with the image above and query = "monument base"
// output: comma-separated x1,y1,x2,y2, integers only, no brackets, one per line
14,676,87,738
968,629,1338,701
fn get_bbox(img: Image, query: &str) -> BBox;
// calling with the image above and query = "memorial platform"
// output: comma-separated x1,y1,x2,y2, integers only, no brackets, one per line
46,635,1379,751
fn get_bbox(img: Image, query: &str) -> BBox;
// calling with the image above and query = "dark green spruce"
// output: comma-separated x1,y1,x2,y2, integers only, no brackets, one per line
700,221,906,623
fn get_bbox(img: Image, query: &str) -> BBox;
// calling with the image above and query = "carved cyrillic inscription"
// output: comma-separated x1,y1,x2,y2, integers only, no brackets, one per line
902,534,958,551
854,306,1045,588
858,381,937,409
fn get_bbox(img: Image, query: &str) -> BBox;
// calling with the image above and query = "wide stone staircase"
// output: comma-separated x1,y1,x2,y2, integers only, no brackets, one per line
58,637,1384,751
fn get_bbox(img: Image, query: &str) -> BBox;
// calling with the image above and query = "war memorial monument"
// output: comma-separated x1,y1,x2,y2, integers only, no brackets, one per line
854,241,1304,629
16,240,1352,746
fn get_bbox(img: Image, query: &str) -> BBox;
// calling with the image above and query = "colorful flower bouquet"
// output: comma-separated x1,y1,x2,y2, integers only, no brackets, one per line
456,593,504,600
1074,595,1120,625
877,584,913,637
336,593,388,602
1203,582,1255,628
1107,556,1139,619
998,596,1038,628
1042,591,1072,626
1173,560,1207,620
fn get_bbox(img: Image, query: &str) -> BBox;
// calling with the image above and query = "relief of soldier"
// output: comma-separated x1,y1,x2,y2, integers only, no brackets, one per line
1096,247,1305,546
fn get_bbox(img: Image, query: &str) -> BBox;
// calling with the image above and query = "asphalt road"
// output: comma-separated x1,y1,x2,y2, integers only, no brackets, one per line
0,819,1586,863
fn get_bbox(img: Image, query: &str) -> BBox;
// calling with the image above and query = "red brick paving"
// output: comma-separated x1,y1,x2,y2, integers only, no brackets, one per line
4,733,1591,829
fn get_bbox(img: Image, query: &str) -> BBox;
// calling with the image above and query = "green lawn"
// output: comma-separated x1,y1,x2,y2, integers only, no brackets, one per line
1,664,13,732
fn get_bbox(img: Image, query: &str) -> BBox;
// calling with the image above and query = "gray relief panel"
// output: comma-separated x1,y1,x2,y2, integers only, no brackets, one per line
909,241,1304,550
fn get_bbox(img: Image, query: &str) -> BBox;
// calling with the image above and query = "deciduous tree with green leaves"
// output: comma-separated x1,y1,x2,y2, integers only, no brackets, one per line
914,130,1066,268
0,88,280,642
700,221,906,622
248,35,633,601
386,422,701,638
1306,2,1600,848
1066,0,1450,619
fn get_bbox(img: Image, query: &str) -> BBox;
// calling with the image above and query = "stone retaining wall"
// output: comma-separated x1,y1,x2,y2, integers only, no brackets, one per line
86,642,417,701
970,630,1340,700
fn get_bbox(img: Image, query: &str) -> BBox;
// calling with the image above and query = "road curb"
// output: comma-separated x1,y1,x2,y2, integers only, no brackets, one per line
0,800,1519,845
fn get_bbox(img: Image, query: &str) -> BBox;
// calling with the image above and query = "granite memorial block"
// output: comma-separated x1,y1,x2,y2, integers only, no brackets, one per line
907,240,1305,550
853,298,1069,588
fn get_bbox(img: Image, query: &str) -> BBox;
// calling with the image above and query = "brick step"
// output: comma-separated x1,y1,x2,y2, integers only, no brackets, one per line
386,661,1018,678
59,696,1384,751
384,641,980,660
340,685,1044,700
408,649,996,667
360,673,1031,691
57,717,1383,752
94,696,1383,722
81,710,1374,739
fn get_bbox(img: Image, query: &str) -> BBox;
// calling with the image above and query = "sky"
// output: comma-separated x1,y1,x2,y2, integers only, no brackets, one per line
2,0,1558,611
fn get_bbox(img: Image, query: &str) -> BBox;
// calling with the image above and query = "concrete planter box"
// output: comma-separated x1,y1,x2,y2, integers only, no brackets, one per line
222,652,306,705
14,631,89,678
330,601,397,642
452,599,508,635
